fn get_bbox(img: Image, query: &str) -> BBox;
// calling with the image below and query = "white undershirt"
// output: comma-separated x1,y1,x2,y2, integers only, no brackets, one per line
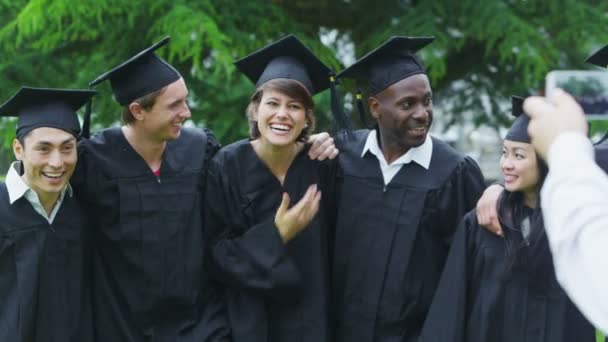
361,129,433,185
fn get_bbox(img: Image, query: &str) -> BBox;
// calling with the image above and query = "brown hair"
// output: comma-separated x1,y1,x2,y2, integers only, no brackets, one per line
246,78,316,142
122,87,167,124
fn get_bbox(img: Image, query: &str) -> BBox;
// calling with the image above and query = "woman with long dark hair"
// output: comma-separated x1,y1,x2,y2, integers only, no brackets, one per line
419,96,596,341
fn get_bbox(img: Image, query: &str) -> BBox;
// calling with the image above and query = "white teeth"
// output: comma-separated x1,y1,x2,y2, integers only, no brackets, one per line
270,124,291,132
42,172,63,178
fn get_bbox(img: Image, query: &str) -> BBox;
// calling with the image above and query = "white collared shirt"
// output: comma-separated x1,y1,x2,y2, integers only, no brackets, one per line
539,132,608,333
5,161,73,224
361,129,433,185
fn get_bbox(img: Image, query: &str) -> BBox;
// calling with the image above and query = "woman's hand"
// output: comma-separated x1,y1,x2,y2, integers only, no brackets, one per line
274,184,322,243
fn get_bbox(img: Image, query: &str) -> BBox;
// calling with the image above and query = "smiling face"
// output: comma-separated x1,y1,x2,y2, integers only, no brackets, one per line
134,77,191,142
500,140,540,195
246,78,315,146
369,73,433,152
13,127,77,201
254,89,309,147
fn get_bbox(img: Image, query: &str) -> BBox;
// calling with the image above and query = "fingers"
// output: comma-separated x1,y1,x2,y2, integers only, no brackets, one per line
307,133,329,159
307,189,322,218
289,185,321,224
491,217,504,237
275,184,322,242
476,184,504,237
291,184,316,212
523,96,555,120
276,192,290,218
315,146,339,161
550,88,583,114
308,134,337,160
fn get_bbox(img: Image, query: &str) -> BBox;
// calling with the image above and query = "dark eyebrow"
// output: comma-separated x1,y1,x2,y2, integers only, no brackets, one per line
395,91,433,104
35,137,75,146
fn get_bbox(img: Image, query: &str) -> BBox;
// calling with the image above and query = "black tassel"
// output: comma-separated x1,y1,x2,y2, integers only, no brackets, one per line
80,98,92,140
80,82,96,140
329,71,352,136
355,87,371,129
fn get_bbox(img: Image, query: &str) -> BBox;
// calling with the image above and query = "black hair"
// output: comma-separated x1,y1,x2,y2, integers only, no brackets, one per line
497,155,552,290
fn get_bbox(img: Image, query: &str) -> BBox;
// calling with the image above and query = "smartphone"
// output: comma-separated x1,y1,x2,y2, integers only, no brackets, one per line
545,70,608,118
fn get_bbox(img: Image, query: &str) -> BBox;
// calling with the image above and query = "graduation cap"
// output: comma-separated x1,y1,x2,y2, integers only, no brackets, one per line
505,95,531,143
82,36,181,138
0,87,96,139
586,45,608,68
235,34,351,131
337,36,434,128
89,36,180,104
337,36,435,96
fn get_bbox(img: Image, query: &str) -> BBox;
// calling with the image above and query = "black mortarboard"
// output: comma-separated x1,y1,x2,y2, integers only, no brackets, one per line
337,36,435,95
82,36,181,138
234,35,333,95
586,45,608,68
89,36,181,105
505,95,530,143
0,87,96,139
235,34,351,130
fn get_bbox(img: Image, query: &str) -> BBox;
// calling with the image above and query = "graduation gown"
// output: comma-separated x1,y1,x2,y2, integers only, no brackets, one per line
332,129,486,342
73,127,229,342
594,141,608,173
205,139,338,342
419,211,595,342
0,183,91,342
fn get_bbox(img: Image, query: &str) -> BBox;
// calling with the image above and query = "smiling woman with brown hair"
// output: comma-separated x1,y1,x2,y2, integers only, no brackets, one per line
204,35,341,342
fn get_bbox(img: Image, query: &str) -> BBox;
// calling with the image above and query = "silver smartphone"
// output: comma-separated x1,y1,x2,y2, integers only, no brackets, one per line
545,70,608,118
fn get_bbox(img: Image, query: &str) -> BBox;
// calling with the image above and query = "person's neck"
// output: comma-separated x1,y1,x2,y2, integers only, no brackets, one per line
251,139,301,185
22,175,61,216
378,132,411,165
40,192,61,216
122,125,166,171
523,189,538,209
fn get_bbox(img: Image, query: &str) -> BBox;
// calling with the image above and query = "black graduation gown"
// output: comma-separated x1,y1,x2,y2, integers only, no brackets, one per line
332,129,486,342
594,141,608,173
72,127,229,342
205,139,338,342
419,211,596,342
0,183,91,342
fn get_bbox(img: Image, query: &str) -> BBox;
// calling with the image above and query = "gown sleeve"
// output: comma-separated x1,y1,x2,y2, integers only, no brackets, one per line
435,156,485,245
419,212,478,342
204,156,301,302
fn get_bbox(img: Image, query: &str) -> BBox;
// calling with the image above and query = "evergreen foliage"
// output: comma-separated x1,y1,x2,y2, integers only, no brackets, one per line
1,0,608,155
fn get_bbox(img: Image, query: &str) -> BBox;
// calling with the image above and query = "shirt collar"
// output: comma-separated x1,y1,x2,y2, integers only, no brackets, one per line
5,161,73,205
361,129,433,169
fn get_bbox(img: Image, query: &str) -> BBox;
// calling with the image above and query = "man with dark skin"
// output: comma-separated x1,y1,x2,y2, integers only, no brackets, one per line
332,36,486,342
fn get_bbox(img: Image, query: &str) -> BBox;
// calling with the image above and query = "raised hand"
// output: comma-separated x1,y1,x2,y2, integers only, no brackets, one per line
274,184,322,243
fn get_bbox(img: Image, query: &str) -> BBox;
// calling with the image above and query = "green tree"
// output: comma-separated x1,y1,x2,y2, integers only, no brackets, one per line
1,0,608,168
